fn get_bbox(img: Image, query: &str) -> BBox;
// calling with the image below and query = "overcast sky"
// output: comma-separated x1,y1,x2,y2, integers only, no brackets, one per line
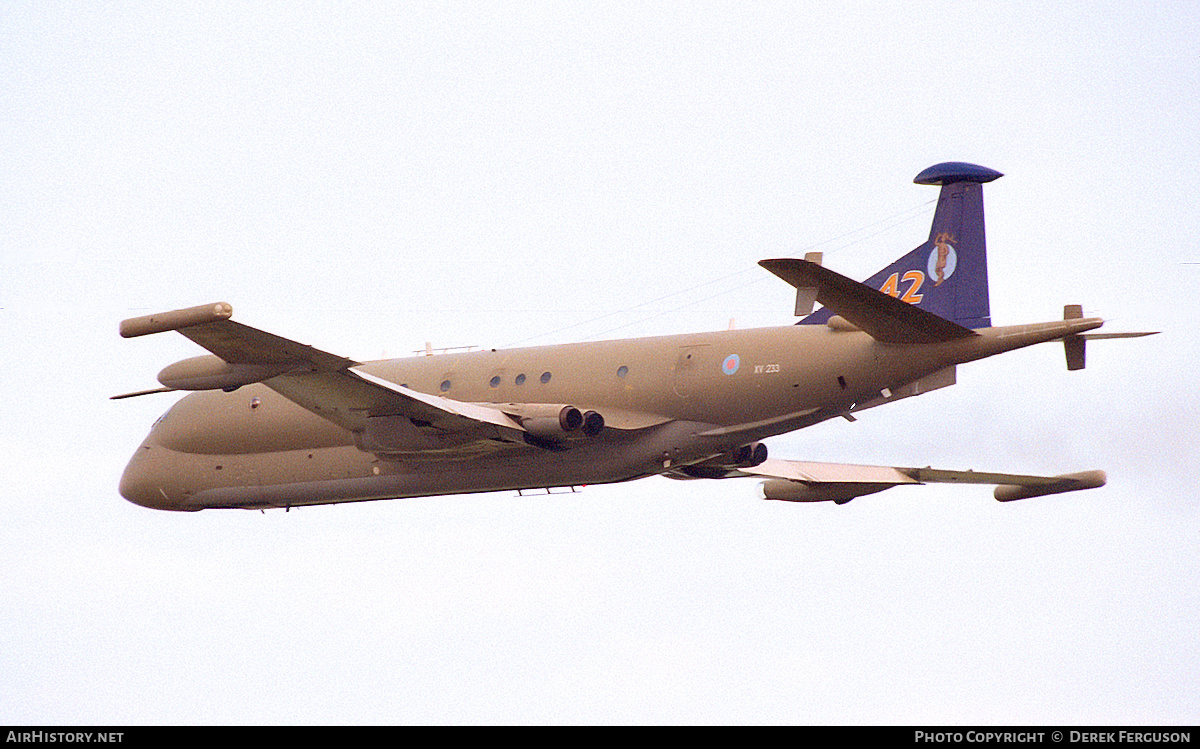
3,1,1198,724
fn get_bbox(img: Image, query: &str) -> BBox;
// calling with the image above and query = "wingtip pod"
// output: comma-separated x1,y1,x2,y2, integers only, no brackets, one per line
993,470,1107,502
120,303,232,338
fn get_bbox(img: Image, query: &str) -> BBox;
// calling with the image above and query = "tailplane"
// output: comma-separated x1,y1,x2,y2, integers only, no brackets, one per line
800,161,1002,330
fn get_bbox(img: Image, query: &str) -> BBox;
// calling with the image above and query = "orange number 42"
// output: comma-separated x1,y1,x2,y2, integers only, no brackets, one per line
880,271,925,304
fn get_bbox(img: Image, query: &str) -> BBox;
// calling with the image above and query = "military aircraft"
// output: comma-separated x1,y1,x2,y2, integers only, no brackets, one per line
115,162,1153,512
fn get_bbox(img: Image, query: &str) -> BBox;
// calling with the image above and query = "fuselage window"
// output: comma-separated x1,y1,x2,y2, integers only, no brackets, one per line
440,380,451,392
515,373,526,386
540,371,552,384
489,375,501,388
617,365,629,378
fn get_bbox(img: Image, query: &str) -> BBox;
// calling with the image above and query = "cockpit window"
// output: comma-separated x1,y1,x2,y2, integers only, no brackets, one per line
150,400,182,430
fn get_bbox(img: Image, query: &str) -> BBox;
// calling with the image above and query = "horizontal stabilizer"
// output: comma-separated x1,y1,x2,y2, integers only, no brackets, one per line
1081,332,1159,340
1061,305,1159,370
1067,331,1158,371
760,258,977,344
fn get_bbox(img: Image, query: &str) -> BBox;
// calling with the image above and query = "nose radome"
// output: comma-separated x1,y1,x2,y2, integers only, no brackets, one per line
120,446,188,511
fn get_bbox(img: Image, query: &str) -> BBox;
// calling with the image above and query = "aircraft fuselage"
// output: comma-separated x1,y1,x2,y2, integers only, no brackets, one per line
117,162,1135,512
120,318,1098,511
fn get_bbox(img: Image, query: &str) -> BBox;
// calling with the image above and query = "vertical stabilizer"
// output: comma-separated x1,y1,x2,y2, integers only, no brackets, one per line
800,162,1002,329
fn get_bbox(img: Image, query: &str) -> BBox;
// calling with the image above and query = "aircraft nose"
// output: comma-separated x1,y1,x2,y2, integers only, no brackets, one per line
119,445,185,511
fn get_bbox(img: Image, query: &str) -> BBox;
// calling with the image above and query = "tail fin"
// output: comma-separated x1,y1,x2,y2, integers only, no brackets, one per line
800,161,1002,330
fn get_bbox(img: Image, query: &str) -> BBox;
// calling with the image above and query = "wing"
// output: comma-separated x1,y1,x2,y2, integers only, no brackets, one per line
740,458,1106,503
116,302,671,457
117,303,530,451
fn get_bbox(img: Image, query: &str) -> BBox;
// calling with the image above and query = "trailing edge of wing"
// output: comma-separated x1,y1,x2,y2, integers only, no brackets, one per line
741,458,1106,502
759,258,977,344
349,368,524,433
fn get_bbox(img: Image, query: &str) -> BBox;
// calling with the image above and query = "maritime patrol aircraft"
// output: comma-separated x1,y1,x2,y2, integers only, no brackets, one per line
115,162,1151,512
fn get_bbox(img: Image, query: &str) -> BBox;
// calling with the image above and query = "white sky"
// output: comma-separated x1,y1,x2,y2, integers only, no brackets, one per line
2,1,1197,724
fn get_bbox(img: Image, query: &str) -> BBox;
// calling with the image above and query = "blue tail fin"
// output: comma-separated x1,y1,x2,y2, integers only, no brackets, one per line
800,162,1002,330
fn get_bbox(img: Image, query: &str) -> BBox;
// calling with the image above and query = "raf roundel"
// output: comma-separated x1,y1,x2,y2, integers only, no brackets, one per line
721,353,741,375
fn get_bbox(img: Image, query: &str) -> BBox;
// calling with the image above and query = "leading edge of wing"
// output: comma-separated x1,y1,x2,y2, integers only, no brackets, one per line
741,458,1106,502
758,258,977,344
119,303,356,371
180,319,356,371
